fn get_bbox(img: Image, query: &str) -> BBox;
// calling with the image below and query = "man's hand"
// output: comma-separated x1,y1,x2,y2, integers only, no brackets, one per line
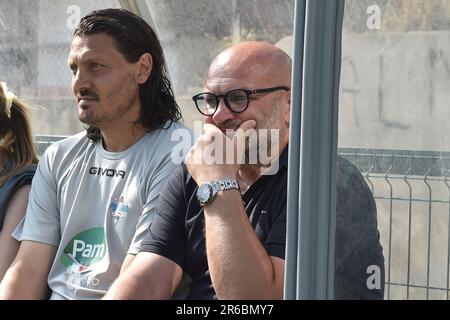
186,120,256,184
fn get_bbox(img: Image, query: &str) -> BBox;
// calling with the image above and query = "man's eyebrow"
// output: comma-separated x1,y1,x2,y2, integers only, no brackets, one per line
68,56,102,66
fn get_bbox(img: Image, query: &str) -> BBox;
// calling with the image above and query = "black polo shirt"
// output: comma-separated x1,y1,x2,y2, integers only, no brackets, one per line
140,147,384,300
141,149,288,300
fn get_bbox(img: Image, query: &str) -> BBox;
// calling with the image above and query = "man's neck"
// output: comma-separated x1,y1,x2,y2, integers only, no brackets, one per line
100,124,148,152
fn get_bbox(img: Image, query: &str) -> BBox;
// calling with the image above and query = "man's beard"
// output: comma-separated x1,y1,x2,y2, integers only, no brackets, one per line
79,110,99,126
244,99,283,166
76,75,138,128
244,128,280,165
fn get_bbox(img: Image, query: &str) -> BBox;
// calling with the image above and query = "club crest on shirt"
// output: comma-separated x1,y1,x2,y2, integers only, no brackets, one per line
109,196,129,226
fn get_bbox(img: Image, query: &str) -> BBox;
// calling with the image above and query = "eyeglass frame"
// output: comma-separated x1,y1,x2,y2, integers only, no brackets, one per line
192,86,290,116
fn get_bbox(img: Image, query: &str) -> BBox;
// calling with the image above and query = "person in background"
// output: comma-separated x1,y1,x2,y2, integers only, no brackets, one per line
105,41,385,300
0,9,186,299
0,81,38,281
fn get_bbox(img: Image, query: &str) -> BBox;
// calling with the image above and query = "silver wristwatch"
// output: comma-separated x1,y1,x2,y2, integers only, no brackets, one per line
196,179,240,206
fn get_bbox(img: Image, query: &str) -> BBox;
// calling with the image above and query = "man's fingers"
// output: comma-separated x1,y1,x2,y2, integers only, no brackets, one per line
203,123,221,136
233,120,256,143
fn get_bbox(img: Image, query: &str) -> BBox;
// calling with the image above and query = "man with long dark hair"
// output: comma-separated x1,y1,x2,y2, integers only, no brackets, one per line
0,9,184,300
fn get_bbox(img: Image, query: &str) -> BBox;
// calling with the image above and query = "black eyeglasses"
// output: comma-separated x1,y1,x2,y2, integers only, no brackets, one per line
192,86,290,116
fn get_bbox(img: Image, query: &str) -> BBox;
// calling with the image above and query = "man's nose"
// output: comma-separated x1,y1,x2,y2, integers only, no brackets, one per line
210,97,234,125
72,69,91,95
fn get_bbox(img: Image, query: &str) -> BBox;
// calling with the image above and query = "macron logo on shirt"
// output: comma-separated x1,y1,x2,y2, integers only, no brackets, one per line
89,167,126,179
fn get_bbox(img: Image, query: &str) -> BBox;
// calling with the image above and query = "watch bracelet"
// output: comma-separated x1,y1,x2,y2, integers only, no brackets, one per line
209,179,240,193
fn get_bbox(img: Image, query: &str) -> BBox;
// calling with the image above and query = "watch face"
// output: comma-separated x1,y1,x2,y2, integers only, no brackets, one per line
196,184,213,204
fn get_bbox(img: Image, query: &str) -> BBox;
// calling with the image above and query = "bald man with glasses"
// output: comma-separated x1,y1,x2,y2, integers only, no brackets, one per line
105,41,385,300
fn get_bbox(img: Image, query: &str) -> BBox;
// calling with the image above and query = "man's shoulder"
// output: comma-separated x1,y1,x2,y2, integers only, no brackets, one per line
140,121,192,162
42,131,93,163
336,155,368,189
336,155,360,175
335,155,376,213
45,131,88,152
142,121,188,142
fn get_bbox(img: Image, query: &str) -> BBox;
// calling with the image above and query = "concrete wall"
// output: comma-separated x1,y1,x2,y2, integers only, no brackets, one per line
340,32,450,152
277,32,450,152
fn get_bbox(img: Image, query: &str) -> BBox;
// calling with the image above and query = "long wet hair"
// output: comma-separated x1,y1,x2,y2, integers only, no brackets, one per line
73,9,182,142
0,84,38,187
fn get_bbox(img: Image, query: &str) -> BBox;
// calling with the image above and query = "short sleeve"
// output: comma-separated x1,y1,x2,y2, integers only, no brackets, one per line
139,164,188,268
127,152,180,255
13,148,60,247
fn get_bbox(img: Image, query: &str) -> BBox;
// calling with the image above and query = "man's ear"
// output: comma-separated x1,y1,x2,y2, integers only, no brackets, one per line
285,110,290,128
284,97,291,128
136,52,153,84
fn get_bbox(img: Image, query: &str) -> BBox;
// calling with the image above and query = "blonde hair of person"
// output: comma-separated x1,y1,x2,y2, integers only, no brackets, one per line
0,82,38,187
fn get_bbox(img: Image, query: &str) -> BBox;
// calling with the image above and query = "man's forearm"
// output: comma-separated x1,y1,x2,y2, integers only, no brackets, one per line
0,267,49,299
105,252,182,300
203,190,283,299
105,272,152,299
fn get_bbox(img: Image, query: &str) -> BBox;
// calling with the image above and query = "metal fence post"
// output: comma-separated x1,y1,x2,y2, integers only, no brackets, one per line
285,0,345,300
